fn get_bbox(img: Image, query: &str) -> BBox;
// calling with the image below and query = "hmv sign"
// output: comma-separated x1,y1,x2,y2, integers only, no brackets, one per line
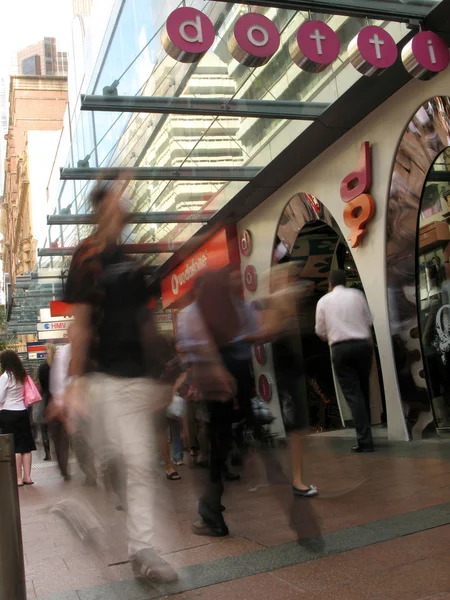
162,7,450,80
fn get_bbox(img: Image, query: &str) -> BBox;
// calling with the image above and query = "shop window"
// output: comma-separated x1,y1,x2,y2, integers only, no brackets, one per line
418,148,450,430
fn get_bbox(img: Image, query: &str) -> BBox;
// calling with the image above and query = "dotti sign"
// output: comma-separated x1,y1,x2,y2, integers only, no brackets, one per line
161,226,239,308
162,7,450,80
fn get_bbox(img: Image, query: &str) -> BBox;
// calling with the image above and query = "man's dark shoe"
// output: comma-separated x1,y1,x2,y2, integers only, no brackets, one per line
351,445,374,453
192,519,229,537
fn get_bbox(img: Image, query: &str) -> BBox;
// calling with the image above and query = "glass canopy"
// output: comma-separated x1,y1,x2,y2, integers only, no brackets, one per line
41,0,441,271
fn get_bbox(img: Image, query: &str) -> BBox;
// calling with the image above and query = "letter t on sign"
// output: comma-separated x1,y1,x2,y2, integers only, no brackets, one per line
340,141,371,203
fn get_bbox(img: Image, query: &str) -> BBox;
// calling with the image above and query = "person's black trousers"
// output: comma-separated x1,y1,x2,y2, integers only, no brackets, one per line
198,399,234,529
331,339,374,448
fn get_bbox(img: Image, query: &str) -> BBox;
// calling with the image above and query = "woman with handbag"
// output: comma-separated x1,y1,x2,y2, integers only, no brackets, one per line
0,350,38,486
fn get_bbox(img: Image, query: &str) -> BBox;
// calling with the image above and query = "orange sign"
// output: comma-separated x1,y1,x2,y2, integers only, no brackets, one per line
50,297,157,318
161,227,238,309
340,142,375,248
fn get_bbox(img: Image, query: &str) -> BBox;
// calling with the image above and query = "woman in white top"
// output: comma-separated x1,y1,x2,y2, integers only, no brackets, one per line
0,350,36,486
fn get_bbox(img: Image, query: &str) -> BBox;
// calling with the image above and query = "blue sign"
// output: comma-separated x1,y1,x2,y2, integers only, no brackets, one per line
37,352,47,359
44,323,50,330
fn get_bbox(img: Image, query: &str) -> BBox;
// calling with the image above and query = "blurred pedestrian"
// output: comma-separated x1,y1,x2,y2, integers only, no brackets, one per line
37,343,56,461
315,269,374,453
261,263,318,497
59,182,178,583
0,350,36,486
49,325,97,485
177,270,238,537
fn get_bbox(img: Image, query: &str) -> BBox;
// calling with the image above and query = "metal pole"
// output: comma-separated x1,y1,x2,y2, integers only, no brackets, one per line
0,434,26,600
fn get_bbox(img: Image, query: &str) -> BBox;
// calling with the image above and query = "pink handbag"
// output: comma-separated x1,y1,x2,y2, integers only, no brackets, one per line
23,376,42,407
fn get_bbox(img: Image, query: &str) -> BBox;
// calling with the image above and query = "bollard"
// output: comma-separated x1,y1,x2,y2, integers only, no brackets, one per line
0,434,27,600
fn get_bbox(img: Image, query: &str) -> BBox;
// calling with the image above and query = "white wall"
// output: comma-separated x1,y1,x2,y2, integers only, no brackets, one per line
238,68,450,442
28,131,62,250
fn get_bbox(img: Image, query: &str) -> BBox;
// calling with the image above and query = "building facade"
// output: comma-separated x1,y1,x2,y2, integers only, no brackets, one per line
1,76,68,288
18,38,68,77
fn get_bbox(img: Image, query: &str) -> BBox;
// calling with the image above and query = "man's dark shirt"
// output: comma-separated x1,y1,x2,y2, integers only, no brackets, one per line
63,236,151,378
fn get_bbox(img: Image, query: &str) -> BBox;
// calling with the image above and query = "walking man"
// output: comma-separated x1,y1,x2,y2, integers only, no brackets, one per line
59,182,178,583
315,269,374,453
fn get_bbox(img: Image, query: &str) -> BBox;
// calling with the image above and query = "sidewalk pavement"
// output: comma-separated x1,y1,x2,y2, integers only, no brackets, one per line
19,435,450,600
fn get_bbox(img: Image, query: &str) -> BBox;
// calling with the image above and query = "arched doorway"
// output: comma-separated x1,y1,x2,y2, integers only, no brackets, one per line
386,97,450,438
272,192,385,433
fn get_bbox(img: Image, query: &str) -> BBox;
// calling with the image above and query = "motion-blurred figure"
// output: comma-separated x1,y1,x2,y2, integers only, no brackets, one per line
177,270,238,537
262,264,318,497
58,182,178,584
38,343,56,461
315,269,374,453
49,324,96,485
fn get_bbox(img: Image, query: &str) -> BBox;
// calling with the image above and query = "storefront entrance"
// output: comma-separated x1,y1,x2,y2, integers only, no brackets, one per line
272,193,385,433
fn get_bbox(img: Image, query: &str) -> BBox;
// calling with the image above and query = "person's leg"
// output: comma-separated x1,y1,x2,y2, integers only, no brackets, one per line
41,424,51,461
332,343,373,449
355,342,374,426
15,454,23,485
22,453,33,483
185,401,198,455
51,420,71,479
169,419,184,464
290,430,306,489
71,419,97,485
196,400,233,534
154,410,181,479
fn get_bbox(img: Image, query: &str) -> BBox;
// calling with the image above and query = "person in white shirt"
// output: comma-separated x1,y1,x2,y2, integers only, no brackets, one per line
0,350,36,485
315,269,374,452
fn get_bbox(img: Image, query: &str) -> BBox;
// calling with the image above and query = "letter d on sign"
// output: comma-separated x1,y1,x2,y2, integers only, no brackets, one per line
162,7,215,63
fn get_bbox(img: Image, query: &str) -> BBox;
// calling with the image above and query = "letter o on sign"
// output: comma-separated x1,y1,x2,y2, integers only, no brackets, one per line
259,374,272,402
239,229,252,257
290,20,340,73
229,13,280,67
348,26,397,76
401,31,450,80
244,265,257,292
162,7,215,63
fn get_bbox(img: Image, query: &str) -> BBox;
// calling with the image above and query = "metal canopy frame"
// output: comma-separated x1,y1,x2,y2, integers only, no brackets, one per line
214,0,439,22
60,167,261,181
80,95,330,120
38,242,181,257
47,211,215,225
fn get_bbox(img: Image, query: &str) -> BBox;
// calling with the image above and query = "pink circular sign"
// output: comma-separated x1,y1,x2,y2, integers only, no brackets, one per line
259,374,272,402
290,20,340,73
254,343,266,366
239,229,253,257
350,26,397,76
229,13,280,67
162,7,215,63
402,31,450,80
244,265,257,292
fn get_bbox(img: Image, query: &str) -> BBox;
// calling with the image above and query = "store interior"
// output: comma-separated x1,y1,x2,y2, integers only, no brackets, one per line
272,193,385,433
